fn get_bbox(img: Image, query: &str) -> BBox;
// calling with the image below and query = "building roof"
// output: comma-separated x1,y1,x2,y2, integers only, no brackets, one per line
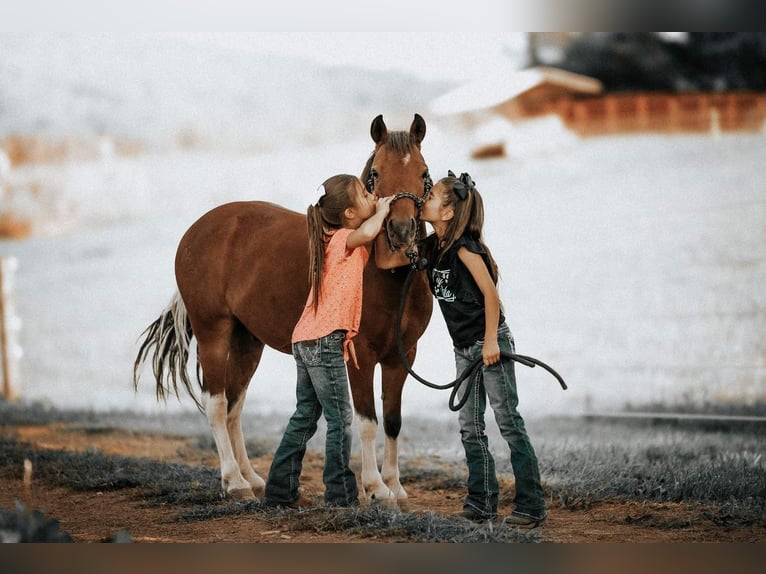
430,66,604,116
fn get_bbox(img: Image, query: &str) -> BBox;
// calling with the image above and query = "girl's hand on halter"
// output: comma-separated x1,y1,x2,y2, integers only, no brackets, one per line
347,195,394,249
374,195,394,216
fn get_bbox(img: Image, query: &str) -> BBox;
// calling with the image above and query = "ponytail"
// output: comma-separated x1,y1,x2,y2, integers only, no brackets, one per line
305,174,360,310
306,204,326,310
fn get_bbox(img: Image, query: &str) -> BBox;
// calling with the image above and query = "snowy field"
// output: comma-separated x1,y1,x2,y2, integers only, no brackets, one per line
2,126,764,424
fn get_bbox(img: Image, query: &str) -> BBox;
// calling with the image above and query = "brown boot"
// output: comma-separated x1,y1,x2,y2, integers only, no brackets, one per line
503,511,546,528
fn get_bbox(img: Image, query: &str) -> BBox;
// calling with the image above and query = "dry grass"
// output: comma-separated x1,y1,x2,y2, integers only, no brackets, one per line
1,400,764,542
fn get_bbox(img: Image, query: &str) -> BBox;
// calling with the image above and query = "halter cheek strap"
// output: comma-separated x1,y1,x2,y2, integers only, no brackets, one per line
366,161,432,269
383,177,433,269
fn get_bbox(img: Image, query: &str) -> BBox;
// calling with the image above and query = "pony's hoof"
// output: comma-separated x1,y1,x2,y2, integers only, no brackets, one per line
397,499,410,512
251,484,265,498
227,487,256,500
368,492,397,510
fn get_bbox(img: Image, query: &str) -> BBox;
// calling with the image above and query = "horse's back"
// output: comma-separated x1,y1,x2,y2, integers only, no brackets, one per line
176,201,310,352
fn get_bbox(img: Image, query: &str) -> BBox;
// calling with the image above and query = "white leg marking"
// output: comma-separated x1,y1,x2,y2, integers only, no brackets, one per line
382,435,408,511
227,390,265,497
203,391,254,499
357,415,395,507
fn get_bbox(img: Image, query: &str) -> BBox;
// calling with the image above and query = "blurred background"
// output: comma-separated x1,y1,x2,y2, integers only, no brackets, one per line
1,32,764,423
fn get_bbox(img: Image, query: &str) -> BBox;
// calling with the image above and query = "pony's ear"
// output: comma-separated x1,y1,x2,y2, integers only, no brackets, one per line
370,115,387,145
410,113,426,147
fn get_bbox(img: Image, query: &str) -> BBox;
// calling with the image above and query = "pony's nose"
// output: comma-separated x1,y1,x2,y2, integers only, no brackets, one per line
387,217,416,245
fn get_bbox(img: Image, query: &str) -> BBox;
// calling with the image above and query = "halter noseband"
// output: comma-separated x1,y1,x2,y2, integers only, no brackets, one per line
367,171,433,269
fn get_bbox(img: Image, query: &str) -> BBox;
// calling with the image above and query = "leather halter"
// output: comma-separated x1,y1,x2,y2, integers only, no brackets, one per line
366,170,433,268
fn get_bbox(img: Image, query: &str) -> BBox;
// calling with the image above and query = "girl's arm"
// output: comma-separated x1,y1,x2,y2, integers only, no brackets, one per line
457,246,501,366
346,196,393,250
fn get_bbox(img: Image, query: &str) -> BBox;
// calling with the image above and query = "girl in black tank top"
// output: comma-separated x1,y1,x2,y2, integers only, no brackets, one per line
419,171,547,526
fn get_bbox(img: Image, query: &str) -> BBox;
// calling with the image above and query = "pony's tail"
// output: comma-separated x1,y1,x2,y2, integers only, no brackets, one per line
132,291,203,412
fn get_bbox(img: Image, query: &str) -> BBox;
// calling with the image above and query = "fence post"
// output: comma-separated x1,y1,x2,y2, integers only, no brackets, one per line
0,256,21,401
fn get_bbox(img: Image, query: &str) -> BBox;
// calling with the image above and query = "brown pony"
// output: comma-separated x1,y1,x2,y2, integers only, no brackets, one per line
134,114,433,510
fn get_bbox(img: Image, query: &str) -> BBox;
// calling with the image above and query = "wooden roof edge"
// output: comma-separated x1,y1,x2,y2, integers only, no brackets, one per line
526,66,605,95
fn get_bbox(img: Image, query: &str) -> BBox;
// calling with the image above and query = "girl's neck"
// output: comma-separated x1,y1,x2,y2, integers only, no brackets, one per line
429,221,448,240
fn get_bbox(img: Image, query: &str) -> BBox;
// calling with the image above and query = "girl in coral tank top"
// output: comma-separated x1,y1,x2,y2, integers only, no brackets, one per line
264,173,399,508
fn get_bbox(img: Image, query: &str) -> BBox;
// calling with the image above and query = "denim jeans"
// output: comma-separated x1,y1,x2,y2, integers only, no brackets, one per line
455,323,546,520
264,330,359,507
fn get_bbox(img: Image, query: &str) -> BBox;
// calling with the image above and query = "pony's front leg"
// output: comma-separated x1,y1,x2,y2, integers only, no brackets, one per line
350,350,396,508
380,363,409,511
203,391,255,499
357,415,396,508
381,434,407,512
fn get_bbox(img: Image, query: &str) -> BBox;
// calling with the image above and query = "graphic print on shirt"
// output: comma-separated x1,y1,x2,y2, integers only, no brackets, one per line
432,268,456,302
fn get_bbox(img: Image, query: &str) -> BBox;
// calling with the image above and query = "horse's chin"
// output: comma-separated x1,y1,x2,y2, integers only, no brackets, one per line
386,234,416,255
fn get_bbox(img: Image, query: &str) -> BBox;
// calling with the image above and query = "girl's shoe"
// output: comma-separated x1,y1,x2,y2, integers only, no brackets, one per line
263,495,314,509
503,511,546,528
452,507,498,523
286,495,315,509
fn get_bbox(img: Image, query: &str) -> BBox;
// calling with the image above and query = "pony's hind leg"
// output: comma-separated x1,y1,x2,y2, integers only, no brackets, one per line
225,325,267,496
198,320,264,500
227,367,266,497
203,391,254,499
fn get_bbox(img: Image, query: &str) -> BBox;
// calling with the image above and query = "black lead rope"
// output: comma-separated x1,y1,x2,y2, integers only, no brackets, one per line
396,265,568,412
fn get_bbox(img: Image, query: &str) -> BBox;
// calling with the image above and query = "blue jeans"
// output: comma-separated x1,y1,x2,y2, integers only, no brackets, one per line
264,330,359,507
455,323,546,520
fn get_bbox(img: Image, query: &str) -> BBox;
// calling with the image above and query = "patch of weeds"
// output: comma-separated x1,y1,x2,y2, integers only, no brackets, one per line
702,501,766,527
552,492,588,511
177,501,543,543
537,424,765,522
141,466,221,506
179,499,264,521
0,436,221,501
277,505,543,543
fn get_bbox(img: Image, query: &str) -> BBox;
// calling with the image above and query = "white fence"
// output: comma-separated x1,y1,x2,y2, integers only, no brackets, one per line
1,256,22,400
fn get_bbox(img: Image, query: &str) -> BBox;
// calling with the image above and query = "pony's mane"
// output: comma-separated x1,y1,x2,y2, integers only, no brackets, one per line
386,131,414,155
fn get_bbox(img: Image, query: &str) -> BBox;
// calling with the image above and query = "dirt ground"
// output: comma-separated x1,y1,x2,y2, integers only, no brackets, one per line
1,423,764,543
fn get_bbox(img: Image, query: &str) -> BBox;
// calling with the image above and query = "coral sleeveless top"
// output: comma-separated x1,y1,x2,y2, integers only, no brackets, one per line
291,228,369,365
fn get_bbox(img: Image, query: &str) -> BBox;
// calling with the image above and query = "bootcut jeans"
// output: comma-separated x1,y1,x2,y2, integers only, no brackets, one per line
454,322,546,520
264,330,359,507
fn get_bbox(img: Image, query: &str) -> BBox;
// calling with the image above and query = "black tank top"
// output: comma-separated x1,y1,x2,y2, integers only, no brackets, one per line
423,234,505,348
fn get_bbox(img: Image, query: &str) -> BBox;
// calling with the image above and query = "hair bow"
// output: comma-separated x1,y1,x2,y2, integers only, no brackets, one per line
447,170,475,200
